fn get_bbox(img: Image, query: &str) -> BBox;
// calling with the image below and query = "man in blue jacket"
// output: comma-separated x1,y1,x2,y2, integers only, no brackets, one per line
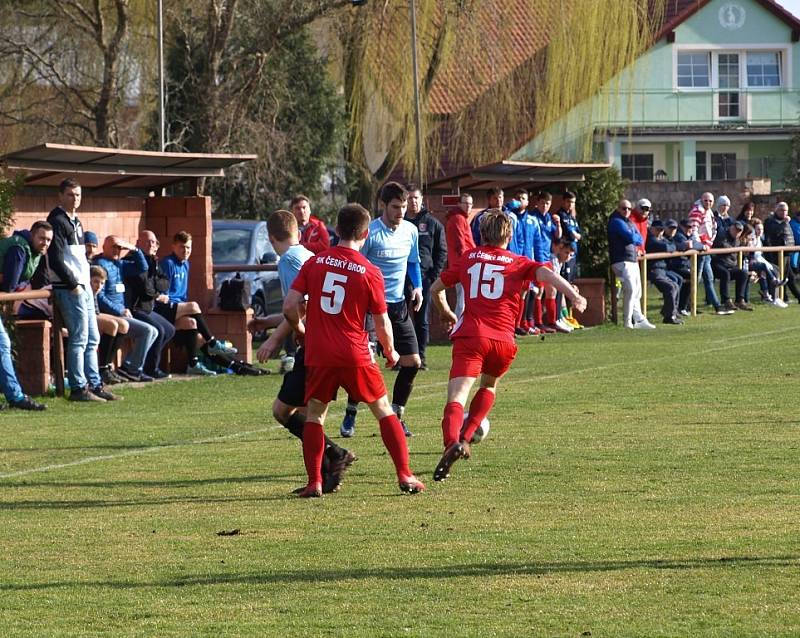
645,220,682,324
608,199,655,329
93,236,159,382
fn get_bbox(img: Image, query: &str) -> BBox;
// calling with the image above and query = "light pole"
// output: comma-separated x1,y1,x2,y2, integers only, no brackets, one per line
409,0,424,188
157,0,165,152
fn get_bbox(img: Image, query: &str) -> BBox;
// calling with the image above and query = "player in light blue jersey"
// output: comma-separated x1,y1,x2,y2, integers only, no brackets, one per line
341,182,422,438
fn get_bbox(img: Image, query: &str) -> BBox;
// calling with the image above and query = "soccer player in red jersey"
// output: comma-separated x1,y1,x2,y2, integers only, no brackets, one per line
283,203,425,497
430,210,587,481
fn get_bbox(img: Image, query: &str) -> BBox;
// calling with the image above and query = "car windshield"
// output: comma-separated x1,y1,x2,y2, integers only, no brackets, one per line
212,228,252,264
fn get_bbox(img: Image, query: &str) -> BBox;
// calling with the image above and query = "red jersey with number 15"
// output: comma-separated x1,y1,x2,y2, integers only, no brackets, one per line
291,246,388,367
440,246,547,343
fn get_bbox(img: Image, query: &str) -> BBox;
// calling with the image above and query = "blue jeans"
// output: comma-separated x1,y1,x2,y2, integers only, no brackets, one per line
121,316,159,373
133,309,175,375
54,286,102,391
0,315,24,403
698,254,721,309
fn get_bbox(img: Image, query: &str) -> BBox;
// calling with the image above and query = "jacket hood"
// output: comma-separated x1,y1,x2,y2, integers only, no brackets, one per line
12,229,33,245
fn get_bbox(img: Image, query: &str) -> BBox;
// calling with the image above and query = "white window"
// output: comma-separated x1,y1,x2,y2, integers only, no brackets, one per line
746,52,781,87
677,52,710,88
621,154,654,181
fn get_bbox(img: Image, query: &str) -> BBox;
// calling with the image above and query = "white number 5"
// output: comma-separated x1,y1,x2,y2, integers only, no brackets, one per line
467,262,505,300
321,272,347,314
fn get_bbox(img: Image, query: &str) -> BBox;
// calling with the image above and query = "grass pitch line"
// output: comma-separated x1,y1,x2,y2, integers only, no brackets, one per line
2,326,795,480
0,426,284,480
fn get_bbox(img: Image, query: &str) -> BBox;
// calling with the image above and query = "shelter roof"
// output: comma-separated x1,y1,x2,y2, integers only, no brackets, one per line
0,143,257,195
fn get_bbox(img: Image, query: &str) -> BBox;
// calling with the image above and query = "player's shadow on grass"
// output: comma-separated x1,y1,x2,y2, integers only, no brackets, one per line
0,473,300,491
1,555,798,592
0,444,172,453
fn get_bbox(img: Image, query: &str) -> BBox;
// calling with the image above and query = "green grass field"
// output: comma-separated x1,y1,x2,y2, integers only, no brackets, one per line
2,306,799,637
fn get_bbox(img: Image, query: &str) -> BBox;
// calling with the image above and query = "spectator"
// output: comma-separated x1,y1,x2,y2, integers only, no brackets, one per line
716,195,733,235
0,315,46,410
550,237,579,332
93,235,159,382
763,201,800,303
751,218,788,306
46,178,118,402
470,187,504,247
668,219,701,316
645,220,682,324
631,199,651,256
155,231,236,375
557,190,582,282
530,191,562,332
711,221,751,311
291,194,330,255
608,199,654,329
404,185,447,370
444,192,476,316
0,221,52,293
737,201,755,224
84,231,99,261
689,192,728,315
124,230,176,379
790,209,800,271
89,265,130,385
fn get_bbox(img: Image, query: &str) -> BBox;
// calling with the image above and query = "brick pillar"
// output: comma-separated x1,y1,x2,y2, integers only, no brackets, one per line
15,320,51,396
573,278,606,326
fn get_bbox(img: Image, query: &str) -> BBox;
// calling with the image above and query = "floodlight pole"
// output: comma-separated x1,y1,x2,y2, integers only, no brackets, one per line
409,0,423,187
157,0,165,152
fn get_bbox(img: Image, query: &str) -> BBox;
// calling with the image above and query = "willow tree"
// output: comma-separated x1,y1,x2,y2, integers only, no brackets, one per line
332,0,666,200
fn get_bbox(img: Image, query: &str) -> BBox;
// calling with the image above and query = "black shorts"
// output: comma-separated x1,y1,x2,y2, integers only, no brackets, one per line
387,301,418,356
153,301,178,324
277,347,339,407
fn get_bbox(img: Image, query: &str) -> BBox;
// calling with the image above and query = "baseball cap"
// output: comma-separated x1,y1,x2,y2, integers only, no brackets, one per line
718,195,731,206
84,231,99,246
637,198,652,209
650,219,664,229
665,219,678,228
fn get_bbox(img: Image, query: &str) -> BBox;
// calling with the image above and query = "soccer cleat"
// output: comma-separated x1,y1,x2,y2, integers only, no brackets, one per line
187,362,217,376
527,325,541,336
433,442,471,482
91,386,122,401
323,450,357,494
537,324,556,334
9,395,46,411
400,419,413,438
554,319,573,333
296,483,322,498
514,326,528,336
340,412,356,438
207,340,238,356
399,475,426,494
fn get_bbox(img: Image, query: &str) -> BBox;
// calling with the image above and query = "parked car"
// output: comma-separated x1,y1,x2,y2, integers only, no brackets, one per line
211,220,282,318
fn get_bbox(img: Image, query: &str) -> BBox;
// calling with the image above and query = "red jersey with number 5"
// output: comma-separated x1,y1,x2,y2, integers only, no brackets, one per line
291,246,388,366
440,246,547,343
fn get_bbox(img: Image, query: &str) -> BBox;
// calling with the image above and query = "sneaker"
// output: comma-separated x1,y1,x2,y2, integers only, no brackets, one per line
773,298,789,308
514,326,528,336
760,291,774,303
631,319,656,329
537,324,556,334
723,299,737,311
279,355,295,374
69,387,106,402
91,386,122,401
340,412,356,438
565,316,583,329
296,483,322,498
100,367,121,386
323,450,357,494
147,369,171,380
735,301,754,311
117,367,153,382
400,419,413,438
207,340,238,356
679,309,691,316
433,442,471,481
187,362,217,376
554,319,574,333
715,307,735,316
663,316,684,325
527,326,541,336
398,475,426,494
9,395,46,411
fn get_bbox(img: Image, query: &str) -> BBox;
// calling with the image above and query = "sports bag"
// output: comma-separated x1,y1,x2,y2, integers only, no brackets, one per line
219,273,251,311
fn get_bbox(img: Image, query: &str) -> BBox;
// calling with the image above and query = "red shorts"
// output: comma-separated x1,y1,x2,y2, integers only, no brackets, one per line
449,337,517,379
305,364,387,405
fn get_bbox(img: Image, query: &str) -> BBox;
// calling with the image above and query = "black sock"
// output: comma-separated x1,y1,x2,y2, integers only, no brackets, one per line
109,333,125,367
284,411,306,440
392,365,419,408
98,334,114,367
345,400,359,417
191,314,214,343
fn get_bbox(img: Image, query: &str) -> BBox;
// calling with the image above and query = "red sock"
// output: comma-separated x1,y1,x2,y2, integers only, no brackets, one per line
462,388,495,442
516,300,525,328
534,297,543,326
442,401,464,448
379,414,411,478
302,421,325,486
546,298,557,325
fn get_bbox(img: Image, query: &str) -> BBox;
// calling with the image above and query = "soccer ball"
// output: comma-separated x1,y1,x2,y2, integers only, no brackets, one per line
461,413,490,444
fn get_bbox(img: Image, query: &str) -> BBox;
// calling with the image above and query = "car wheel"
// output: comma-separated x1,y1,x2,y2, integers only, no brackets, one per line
251,293,268,341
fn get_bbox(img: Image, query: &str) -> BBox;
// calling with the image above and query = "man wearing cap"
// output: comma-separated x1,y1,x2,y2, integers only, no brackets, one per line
645,220,682,324
669,219,702,316
84,231,99,261
763,201,800,303
631,199,651,256
716,195,733,236
711,221,751,311
608,199,655,329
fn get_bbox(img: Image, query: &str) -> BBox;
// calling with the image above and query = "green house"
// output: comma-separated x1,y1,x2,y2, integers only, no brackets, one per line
513,0,800,187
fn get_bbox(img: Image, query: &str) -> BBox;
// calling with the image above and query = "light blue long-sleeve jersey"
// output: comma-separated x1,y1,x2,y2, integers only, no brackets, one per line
361,217,421,304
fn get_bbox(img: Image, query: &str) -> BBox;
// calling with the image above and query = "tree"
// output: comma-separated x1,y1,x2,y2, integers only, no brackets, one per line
784,132,800,209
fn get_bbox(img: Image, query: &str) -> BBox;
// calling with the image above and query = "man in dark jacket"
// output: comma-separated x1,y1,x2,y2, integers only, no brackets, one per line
405,186,447,368
763,201,800,303
124,230,176,378
645,220,682,324
608,199,654,329
47,178,118,402
669,219,703,315
712,221,751,311
0,222,52,292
